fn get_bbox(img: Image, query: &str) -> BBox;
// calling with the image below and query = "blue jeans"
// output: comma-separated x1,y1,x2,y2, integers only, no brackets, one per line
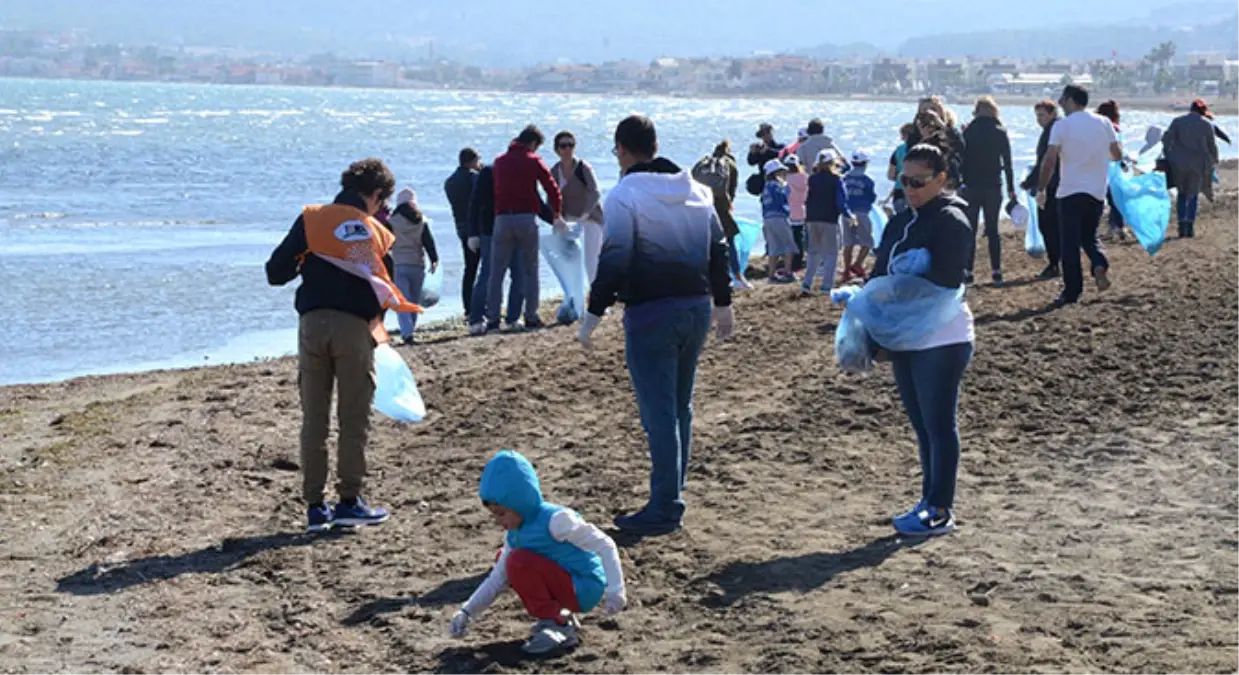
623,299,712,522
890,342,973,510
393,264,425,338
726,236,743,279
468,234,524,326
1177,191,1199,230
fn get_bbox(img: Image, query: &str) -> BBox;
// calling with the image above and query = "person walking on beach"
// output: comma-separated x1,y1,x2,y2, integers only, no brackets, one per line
1161,98,1220,238
1037,85,1123,306
760,158,798,283
266,158,405,533
389,188,439,345
445,148,482,318
550,130,605,282
961,96,1016,286
802,149,852,293
577,115,735,535
842,149,877,282
488,125,566,331
466,161,527,335
871,144,975,537
693,140,750,289
1095,100,1128,242
1021,100,1063,279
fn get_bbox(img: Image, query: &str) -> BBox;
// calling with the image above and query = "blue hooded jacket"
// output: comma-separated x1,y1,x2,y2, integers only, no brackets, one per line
478,450,607,611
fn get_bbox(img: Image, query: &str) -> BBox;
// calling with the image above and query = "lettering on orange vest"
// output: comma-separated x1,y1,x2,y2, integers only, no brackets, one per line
301,203,423,344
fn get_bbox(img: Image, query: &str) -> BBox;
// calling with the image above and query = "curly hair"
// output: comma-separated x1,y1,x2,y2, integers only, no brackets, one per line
340,158,395,202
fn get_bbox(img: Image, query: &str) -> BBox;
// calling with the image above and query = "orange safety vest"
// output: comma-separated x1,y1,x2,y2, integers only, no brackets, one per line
299,203,423,344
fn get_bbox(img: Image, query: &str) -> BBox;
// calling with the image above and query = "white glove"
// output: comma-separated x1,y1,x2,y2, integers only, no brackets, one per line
1036,191,1047,210
603,589,627,615
467,236,481,252
552,217,569,234
578,312,602,353
714,305,735,341
449,609,471,638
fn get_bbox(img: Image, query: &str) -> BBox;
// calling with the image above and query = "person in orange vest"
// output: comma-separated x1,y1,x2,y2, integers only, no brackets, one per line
266,158,421,533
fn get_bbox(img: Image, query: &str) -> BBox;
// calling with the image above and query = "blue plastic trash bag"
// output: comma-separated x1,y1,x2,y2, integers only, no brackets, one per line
540,224,587,324
869,204,888,244
373,343,426,423
831,249,964,373
420,264,443,309
1108,161,1169,256
733,217,761,281
1024,189,1046,258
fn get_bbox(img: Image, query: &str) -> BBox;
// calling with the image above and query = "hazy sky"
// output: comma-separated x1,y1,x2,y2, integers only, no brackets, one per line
3,0,1232,65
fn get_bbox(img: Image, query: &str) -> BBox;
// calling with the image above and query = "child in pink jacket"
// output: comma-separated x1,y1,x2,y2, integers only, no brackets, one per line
784,155,809,270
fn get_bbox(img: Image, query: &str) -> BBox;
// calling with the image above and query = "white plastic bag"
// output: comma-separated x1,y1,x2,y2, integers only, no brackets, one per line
420,264,443,309
1024,190,1046,259
373,343,426,423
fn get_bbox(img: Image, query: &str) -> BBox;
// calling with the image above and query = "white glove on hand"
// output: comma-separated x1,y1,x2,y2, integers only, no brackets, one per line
603,589,627,615
449,609,471,638
552,217,569,234
1036,191,1047,210
714,305,736,341
467,236,481,253
578,313,602,353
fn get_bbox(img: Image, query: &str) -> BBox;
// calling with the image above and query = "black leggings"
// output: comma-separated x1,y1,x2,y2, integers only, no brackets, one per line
458,232,480,316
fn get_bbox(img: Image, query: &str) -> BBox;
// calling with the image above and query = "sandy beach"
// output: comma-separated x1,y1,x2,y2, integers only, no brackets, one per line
1,163,1236,673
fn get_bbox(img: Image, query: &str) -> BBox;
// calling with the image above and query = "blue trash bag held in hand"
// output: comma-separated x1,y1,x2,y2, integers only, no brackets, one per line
373,343,426,423
834,307,874,374
540,223,587,324
869,204,888,244
1024,189,1046,258
733,217,762,281
1108,161,1170,256
420,264,443,309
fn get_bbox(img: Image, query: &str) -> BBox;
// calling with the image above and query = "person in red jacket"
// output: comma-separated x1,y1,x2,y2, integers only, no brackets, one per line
486,125,565,331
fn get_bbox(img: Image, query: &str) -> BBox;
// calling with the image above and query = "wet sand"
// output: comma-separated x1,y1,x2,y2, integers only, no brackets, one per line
2,163,1236,673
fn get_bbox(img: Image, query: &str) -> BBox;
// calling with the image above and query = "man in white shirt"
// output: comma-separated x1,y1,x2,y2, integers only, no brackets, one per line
1037,84,1124,305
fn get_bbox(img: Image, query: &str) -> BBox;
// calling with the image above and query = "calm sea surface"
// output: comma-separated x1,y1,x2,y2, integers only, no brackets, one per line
2,78,1235,385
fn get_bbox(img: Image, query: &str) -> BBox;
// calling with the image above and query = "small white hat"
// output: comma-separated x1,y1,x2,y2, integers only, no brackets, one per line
783,153,800,166
816,148,839,165
763,158,786,175
851,149,871,164
797,127,809,140
397,187,416,205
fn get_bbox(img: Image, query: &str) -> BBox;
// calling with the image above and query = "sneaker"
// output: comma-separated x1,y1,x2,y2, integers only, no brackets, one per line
1094,266,1111,292
306,503,334,534
893,499,926,523
893,505,955,537
1053,294,1078,307
468,322,487,336
521,619,579,655
502,321,525,333
799,284,815,297
991,271,1004,287
614,508,682,536
333,497,389,527
524,318,547,331
1037,264,1060,280
734,278,755,290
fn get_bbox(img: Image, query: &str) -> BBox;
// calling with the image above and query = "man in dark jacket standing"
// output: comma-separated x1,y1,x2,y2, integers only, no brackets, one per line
444,148,482,317
961,96,1016,286
1022,100,1062,278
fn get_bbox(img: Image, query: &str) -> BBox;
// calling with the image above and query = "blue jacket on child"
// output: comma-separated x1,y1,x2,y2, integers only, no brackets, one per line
843,167,877,215
760,180,790,219
478,450,607,611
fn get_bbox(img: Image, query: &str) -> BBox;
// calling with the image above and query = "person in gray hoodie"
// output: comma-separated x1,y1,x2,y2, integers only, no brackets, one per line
550,130,606,282
795,118,847,171
389,188,439,344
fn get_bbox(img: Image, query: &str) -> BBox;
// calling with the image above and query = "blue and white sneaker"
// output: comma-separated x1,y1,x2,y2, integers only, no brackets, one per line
893,499,927,523
306,503,334,534
333,497,390,527
893,505,955,537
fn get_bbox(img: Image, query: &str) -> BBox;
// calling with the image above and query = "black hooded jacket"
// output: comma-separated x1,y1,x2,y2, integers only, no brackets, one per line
961,115,1014,191
871,193,972,289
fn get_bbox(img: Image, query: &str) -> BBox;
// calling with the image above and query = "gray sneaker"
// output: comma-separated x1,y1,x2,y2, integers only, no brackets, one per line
521,619,579,655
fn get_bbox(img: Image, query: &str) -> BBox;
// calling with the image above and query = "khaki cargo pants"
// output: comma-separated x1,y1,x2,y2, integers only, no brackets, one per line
298,309,375,505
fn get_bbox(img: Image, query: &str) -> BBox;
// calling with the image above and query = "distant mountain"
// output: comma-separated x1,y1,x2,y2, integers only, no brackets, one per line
795,42,884,61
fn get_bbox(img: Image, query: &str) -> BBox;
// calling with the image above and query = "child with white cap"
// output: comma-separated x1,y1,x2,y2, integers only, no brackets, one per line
760,158,797,283
842,150,877,283
784,154,809,270
802,149,853,293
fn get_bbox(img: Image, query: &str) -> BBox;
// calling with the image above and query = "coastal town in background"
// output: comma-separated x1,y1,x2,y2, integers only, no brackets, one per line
2,28,1235,107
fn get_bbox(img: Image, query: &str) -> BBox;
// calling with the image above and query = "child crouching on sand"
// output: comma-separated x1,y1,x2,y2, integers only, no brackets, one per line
450,450,627,655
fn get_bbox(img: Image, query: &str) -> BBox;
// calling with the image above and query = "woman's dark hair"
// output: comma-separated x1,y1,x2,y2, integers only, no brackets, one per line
1096,99,1120,124
516,124,544,148
553,130,575,147
1034,99,1058,116
458,147,479,167
713,139,732,157
340,158,395,201
904,144,948,176
899,122,917,140
615,115,657,158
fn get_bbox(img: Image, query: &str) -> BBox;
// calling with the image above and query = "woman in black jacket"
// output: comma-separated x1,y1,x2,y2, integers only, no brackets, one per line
869,144,974,539
1020,100,1062,279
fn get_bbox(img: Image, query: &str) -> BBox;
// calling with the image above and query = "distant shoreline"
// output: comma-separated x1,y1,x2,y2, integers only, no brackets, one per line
4,74,1234,116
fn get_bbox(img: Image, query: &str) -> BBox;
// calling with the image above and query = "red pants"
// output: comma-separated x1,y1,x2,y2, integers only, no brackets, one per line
506,549,580,621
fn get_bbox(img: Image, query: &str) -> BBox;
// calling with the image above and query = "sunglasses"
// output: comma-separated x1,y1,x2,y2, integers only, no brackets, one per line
557,142,575,150
900,174,934,189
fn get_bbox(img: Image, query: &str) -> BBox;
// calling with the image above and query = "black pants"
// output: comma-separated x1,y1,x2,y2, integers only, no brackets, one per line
963,185,1004,277
457,230,481,316
1058,194,1108,302
1038,196,1061,267
791,223,805,271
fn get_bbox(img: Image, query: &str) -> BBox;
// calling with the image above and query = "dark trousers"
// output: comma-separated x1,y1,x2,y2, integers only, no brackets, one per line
457,227,481,317
963,185,1004,276
1058,193,1109,302
1038,196,1062,267
791,223,806,271
890,342,972,510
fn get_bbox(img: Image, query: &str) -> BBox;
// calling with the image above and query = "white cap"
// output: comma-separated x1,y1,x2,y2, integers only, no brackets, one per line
397,187,416,205
797,127,809,140
816,148,839,165
783,153,800,166
851,149,870,164
763,159,786,175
